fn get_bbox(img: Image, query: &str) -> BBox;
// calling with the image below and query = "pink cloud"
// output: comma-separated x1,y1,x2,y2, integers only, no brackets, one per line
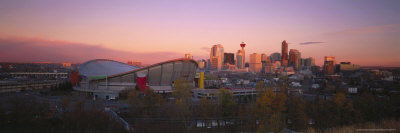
200,47,209,53
325,24,400,36
0,37,182,64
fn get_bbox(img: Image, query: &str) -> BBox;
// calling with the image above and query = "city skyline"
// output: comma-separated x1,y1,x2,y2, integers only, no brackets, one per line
0,0,400,66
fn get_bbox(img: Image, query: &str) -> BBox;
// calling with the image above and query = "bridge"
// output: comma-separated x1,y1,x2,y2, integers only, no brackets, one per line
0,81,63,93
9,72,69,79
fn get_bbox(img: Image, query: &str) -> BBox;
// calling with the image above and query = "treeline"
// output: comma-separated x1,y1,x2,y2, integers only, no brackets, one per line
121,79,400,133
0,95,127,133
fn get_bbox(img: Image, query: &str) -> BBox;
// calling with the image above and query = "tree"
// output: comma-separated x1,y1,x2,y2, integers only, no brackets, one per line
333,92,346,109
255,81,264,91
173,78,193,103
198,97,213,118
255,88,287,132
171,98,191,129
218,88,237,117
353,92,378,122
60,98,71,114
143,89,158,115
255,88,274,117
196,97,213,128
287,96,307,132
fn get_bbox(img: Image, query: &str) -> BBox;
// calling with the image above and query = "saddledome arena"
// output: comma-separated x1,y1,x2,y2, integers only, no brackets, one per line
72,58,198,100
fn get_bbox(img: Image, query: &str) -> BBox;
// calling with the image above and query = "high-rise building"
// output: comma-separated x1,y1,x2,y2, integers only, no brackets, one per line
236,42,246,69
289,49,301,70
210,44,224,70
270,52,281,62
304,57,315,67
224,53,235,65
297,52,301,68
339,62,360,71
325,56,336,64
236,52,244,69
261,53,270,73
261,54,270,64
323,56,336,75
197,60,206,69
281,40,288,66
250,53,262,73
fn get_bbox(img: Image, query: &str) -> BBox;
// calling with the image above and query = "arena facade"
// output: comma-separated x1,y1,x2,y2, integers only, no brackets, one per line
72,58,198,100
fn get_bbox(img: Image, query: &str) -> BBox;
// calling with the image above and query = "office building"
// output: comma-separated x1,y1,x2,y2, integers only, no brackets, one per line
289,49,301,70
281,40,288,67
303,57,315,67
339,62,360,71
224,53,235,65
323,56,336,75
270,52,281,63
249,53,262,73
236,42,246,69
210,44,224,70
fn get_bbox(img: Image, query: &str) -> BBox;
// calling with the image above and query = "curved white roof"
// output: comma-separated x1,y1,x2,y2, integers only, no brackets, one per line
78,59,138,77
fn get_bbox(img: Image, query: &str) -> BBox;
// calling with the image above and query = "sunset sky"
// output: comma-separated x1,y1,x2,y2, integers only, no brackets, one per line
0,0,399,66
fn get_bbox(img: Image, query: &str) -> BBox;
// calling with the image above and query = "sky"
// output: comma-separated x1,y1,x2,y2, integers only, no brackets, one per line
0,0,399,66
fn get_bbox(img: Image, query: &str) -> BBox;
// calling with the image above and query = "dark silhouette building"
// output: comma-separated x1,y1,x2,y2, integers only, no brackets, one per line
224,53,235,65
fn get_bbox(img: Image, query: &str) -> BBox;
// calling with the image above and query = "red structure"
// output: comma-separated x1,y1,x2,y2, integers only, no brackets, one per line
240,42,246,48
70,71,81,86
136,75,149,92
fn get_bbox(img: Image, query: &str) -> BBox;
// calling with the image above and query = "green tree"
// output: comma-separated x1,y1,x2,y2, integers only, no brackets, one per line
218,88,237,117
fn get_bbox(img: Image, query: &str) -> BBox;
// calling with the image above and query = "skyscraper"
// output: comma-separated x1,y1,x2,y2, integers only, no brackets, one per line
304,57,315,67
325,56,336,64
289,49,300,70
261,53,270,64
197,60,206,69
323,56,336,75
224,53,235,65
250,53,262,73
270,52,281,63
236,42,246,69
210,44,224,70
261,53,270,73
281,40,288,67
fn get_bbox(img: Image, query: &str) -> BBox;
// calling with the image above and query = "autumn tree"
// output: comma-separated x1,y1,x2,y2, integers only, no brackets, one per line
143,89,161,116
287,95,307,132
218,88,237,118
173,78,193,103
255,81,265,92
333,92,346,109
170,98,191,129
255,88,287,133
